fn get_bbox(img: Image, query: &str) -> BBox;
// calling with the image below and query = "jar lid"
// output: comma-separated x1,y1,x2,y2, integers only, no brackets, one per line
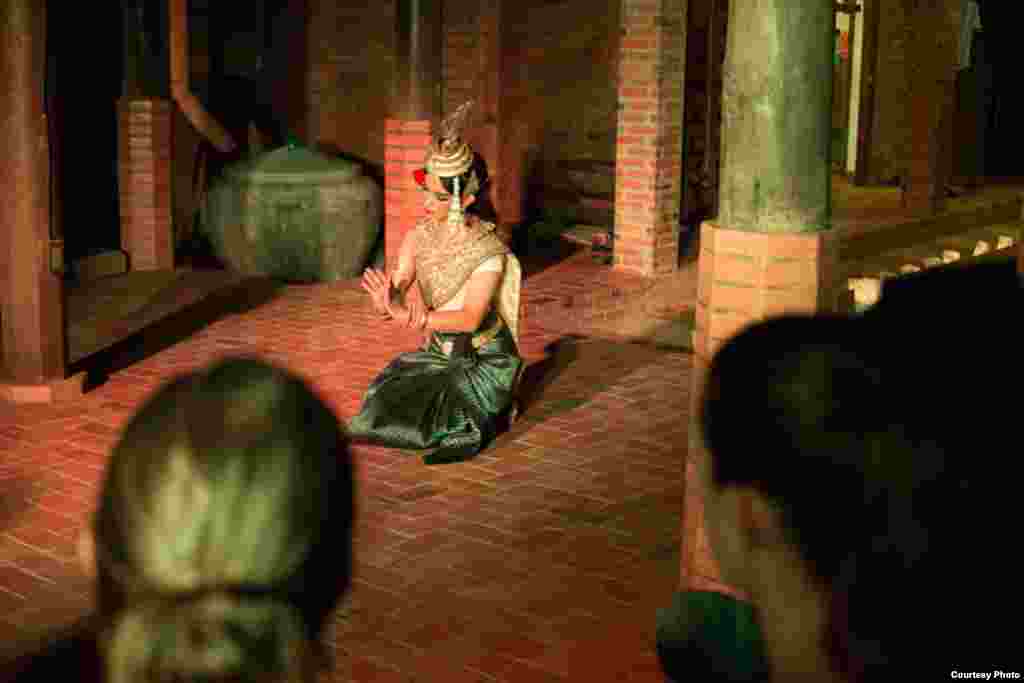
230,145,361,184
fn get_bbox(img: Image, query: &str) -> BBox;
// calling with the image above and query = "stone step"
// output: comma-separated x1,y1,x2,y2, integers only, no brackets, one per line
887,243,955,270
845,220,1022,309
850,220,1022,280
940,249,961,264
847,276,882,310
932,235,986,260
860,253,926,278
934,229,1019,259
972,222,1021,244
841,196,1022,261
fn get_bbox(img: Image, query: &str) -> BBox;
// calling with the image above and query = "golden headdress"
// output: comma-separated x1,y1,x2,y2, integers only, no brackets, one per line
416,101,481,227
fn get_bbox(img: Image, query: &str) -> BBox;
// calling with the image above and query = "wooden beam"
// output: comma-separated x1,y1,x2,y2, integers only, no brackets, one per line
476,0,509,226
901,0,959,214
0,0,70,388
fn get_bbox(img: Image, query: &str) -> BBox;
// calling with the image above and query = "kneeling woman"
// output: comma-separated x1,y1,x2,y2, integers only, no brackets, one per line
348,102,522,464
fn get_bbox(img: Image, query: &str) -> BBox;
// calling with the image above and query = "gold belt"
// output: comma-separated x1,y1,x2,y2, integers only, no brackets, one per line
431,315,505,356
471,315,505,349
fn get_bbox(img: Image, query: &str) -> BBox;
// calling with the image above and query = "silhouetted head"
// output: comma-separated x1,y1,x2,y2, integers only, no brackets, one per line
699,259,1022,680
87,357,353,683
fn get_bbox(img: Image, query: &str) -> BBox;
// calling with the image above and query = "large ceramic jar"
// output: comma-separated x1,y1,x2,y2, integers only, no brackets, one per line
201,145,382,282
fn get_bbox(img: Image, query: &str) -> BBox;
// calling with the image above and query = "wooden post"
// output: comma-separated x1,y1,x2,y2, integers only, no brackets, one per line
901,0,961,214
0,0,83,402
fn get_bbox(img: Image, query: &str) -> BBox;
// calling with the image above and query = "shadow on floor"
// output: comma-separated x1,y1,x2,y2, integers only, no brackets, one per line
515,334,587,416
646,312,697,353
0,477,35,532
70,274,284,392
515,238,588,281
504,334,685,436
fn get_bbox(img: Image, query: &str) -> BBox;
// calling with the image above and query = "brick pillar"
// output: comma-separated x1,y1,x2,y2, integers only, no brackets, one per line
118,98,174,271
443,0,479,114
474,0,510,235
0,0,83,403
613,0,686,277
384,119,433,273
681,0,838,591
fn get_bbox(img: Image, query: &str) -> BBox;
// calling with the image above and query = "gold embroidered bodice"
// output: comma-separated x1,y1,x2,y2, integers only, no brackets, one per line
413,216,509,311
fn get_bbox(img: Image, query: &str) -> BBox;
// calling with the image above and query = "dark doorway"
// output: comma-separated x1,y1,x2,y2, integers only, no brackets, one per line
977,1,1021,179
680,0,728,258
48,4,124,265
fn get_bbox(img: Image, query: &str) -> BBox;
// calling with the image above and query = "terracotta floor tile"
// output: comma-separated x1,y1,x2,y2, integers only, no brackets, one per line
344,634,422,674
447,521,524,547
354,521,414,548
402,614,477,650
3,527,68,557
0,264,702,679
0,586,26,612
405,651,499,682
476,629,552,663
345,581,411,618
464,650,568,683
347,655,408,683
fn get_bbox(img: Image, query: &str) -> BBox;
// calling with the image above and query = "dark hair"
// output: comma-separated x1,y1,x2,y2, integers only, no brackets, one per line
700,260,1023,679
93,357,354,682
842,260,1023,678
700,315,885,585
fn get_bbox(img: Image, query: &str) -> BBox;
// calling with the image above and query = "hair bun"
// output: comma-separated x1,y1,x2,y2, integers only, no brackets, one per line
104,591,310,683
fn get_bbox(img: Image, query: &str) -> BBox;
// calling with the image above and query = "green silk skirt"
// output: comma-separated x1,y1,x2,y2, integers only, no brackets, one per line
347,310,522,464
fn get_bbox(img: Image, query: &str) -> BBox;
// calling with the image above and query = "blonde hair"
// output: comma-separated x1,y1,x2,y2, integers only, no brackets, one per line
93,357,353,682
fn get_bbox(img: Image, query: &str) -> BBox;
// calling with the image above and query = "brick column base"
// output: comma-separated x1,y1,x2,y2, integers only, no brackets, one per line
681,221,840,590
118,98,173,271
0,371,86,404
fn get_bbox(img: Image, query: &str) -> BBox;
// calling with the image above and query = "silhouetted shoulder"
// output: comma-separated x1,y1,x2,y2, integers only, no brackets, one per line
871,258,1020,316
1,621,101,683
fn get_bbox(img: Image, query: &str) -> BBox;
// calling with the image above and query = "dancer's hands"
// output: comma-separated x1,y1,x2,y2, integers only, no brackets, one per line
361,267,391,319
362,267,427,328
407,295,428,330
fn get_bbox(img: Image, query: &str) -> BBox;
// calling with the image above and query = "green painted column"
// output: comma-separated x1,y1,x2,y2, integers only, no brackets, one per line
717,0,833,233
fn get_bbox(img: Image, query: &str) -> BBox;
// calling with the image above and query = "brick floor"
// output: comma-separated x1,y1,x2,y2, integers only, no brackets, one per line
0,257,692,681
